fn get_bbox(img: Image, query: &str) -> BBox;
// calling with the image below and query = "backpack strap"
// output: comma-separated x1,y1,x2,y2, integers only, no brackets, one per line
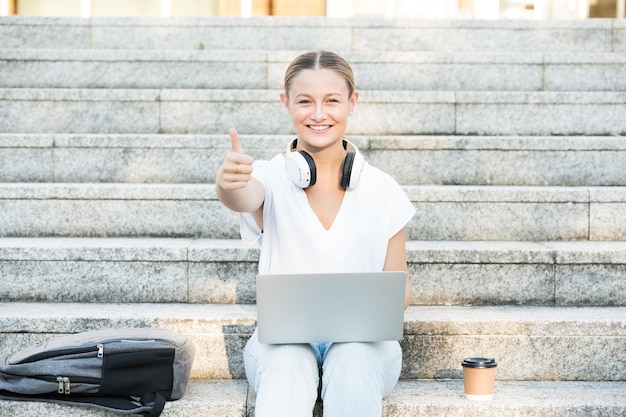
0,391,167,416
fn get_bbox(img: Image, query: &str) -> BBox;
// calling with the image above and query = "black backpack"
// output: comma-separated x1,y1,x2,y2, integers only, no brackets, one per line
0,327,195,416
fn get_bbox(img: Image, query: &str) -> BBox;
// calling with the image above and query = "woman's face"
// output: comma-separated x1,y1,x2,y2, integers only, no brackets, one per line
281,68,358,152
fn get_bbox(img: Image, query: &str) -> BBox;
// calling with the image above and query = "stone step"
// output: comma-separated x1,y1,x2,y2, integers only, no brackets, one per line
0,184,624,241
1,88,625,136
1,16,624,53
1,238,625,306
2,49,625,92
3,134,626,186
1,302,625,381
2,379,626,417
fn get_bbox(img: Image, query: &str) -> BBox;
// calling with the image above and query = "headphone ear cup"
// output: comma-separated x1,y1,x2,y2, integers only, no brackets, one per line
340,152,355,190
286,150,317,188
341,150,364,190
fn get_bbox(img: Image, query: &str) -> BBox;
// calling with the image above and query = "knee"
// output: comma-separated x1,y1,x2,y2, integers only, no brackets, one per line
257,344,319,383
322,342,402,396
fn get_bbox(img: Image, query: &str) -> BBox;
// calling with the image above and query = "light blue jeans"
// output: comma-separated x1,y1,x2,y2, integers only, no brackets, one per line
243,328,402,417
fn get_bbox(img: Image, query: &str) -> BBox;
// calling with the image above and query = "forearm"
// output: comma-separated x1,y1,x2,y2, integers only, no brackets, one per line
216,177,265,214
383,228,412,309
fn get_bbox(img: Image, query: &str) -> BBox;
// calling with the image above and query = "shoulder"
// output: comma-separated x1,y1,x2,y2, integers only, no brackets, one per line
251,154,286,183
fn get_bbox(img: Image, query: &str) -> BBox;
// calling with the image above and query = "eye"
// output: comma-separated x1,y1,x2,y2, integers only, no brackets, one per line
297,99,311,105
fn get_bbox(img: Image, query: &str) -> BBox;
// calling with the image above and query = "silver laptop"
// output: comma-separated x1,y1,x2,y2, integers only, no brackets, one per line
256,271,406,344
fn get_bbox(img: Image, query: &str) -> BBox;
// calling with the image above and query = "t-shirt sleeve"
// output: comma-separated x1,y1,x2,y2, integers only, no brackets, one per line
387,187,415,239
239,158,275,246
240,211,262,245
371,166,415,240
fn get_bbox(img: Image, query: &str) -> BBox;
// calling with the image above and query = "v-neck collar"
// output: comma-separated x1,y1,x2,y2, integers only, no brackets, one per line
296,186,353,233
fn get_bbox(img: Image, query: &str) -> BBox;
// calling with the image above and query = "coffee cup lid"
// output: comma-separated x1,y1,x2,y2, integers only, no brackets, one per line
462,357,497,369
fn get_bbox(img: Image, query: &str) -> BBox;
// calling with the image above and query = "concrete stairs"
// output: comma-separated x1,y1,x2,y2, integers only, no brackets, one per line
1,15,626,416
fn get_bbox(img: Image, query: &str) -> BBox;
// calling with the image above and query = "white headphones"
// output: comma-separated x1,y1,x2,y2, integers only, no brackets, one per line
285,139,364,190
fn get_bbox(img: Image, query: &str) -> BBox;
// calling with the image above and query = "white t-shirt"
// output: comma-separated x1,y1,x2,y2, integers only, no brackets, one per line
240,153,415,275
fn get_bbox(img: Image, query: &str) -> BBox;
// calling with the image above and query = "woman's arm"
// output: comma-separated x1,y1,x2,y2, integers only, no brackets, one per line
383,227,412,309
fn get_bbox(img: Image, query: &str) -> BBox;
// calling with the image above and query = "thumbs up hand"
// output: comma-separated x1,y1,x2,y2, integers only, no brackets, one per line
216,128,254,191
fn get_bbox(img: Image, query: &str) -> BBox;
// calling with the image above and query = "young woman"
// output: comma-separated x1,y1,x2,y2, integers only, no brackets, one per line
216,50,415,417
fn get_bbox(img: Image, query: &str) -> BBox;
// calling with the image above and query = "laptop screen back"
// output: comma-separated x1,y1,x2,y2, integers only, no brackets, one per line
256,271,406,344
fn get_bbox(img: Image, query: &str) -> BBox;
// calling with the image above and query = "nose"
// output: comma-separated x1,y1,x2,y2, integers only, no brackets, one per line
311,104,326,121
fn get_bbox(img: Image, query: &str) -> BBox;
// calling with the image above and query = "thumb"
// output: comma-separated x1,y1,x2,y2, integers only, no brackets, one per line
229,127,243,153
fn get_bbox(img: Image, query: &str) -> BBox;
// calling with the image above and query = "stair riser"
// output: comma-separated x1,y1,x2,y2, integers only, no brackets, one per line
1,17,623,52
1,259,625,306
3,140,626,186
3,57,626,92
1,316,624,381
2,240,625,305
1,186,624,240
402,335,626,381
0,199,239,238
2,379,626,417
2,90,626,136
370,149,626,186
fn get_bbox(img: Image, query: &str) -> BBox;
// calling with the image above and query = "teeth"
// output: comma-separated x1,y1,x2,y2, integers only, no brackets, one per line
310,125,330,131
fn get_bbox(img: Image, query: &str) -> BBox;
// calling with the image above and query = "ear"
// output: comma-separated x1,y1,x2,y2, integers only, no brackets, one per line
349,90,359,113
280,92,290,110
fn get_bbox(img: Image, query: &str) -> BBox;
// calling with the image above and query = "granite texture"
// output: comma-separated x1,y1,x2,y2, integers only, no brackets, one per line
456,92,626,136
188,261,257,304
0,379,250,417
368,148,626,186
0,260,188,302
556,264,626,306
2,88,625,135
351,20,614,53
90,18,352,51
0,133,282,183
3,134,626,186
590,203,626,240
410,263,555,306
0,183,239,238
0,237,194,261
1,303,625,382
0,17,90,49
403,185,591,241
616,19,626,52
2,238,625,306
382,380,626,417
2,379,625,417
0,89,160,134
544,54,626,91
0,148,53,182
401,306,626,381
589,187,626,240
3,48,624,92
0,48,271,89
0,17,620,53
0,49,565,92
1,184,625,240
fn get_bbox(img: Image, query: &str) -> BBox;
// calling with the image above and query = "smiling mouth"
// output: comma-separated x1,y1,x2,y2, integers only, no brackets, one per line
308,125,331,131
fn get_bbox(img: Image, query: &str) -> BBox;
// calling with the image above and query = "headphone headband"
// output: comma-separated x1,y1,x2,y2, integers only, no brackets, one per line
285,139,364,190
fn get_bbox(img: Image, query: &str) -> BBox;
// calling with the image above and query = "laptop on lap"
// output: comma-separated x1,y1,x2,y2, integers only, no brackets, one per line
255,271,406,344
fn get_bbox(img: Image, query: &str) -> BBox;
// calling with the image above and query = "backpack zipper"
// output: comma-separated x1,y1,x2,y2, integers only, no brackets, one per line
56,376,71,394
53,345,103,395
16,344,102,364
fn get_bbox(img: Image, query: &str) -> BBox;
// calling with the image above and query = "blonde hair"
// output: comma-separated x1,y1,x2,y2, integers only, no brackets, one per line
283,50,356,98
